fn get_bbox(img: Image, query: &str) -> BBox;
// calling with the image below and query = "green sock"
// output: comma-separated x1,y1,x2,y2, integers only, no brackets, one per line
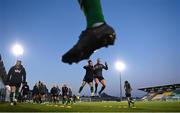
15,88,19,99
90,86,94,93
79,86,83,93
78,0,105,28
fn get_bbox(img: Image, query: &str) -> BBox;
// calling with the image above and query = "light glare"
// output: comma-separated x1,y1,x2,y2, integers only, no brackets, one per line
12,44,24,56
115,61,125,72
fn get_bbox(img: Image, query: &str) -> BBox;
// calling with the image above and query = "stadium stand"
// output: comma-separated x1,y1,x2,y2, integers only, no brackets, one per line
139,84,180,101
152,93,164,100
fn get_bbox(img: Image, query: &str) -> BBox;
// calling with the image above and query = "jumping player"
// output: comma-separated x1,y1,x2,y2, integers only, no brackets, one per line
62,0,116,64
78,60,94,96
7,60,26,105
94,58,108,96
124,81,135,108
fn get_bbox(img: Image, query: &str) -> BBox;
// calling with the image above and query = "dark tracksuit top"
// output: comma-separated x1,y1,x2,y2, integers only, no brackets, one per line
39,84,46,95
124,83,132,97
83,65,94,82
7,65,26,85
68,89,72,97
62,86,68,96
21,84,29,95
51,87,58,95
32,85,39,95
94,63,108,77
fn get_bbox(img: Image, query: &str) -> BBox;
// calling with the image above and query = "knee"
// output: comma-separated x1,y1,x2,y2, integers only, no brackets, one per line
102,84,106,88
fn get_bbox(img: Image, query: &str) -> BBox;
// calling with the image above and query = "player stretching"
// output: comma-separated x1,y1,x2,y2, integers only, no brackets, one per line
124,81,135,108
7,60,26,105
78,60,94,96
94,58,108,96
62,0,116,64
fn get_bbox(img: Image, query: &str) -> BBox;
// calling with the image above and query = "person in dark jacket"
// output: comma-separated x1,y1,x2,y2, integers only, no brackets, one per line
124,81,135,108
32,83,39,103
38,81,46,103
7,60,26,105
67,87,73,104
94,58,108,96
78,60,94,96
50,85,58,103
62,84,68,105
21,82,29,102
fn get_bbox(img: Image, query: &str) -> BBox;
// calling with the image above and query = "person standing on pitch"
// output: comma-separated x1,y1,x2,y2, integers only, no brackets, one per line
7,60,26,105
124,81,134,108
78,60,94,96
20,82,30,102
62,84,69,105
94,58,108,96
50,85,59,103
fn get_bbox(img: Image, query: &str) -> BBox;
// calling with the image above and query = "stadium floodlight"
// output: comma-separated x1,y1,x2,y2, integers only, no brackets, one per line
115,61,125,102
12,44,24,57
115,61,125,72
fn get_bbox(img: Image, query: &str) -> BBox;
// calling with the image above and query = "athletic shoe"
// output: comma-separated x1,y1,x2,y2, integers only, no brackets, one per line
62,23,116,64
91,92,94,97
77,94,80,100
97,93,101,98
132,101,135,107
13,101,17,105
10,102,14,106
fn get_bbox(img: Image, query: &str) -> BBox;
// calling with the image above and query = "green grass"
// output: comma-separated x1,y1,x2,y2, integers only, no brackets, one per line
0,101,180,112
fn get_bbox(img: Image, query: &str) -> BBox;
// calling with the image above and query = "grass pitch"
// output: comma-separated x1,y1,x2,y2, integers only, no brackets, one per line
0,101,180,112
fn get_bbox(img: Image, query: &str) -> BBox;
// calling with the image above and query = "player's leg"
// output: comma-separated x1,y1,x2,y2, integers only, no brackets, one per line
42,94,45,103
54,95,57,103
10,86,16,105
98,79,106,95
78,81,86,93
52,95,55,103
94,78,99,94
78,0,105,28
62,95,66,105
62,0,116,64
15,85,20,102
129,95,135,107
127,97,131,108
88,82,94,96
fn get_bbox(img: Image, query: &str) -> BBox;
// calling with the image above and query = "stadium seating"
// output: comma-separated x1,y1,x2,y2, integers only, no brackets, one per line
152,93,165,100
139,84,180,101
163,91,172,96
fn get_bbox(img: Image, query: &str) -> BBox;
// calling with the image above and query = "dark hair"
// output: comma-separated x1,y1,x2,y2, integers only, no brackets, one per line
125,80,128,84
88,60,92,63
17,60,22,63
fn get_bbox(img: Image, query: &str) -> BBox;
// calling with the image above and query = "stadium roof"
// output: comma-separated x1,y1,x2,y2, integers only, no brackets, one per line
138,84,180,92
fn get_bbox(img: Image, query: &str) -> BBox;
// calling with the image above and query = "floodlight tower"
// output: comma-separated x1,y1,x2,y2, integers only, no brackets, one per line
115,61,125,101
